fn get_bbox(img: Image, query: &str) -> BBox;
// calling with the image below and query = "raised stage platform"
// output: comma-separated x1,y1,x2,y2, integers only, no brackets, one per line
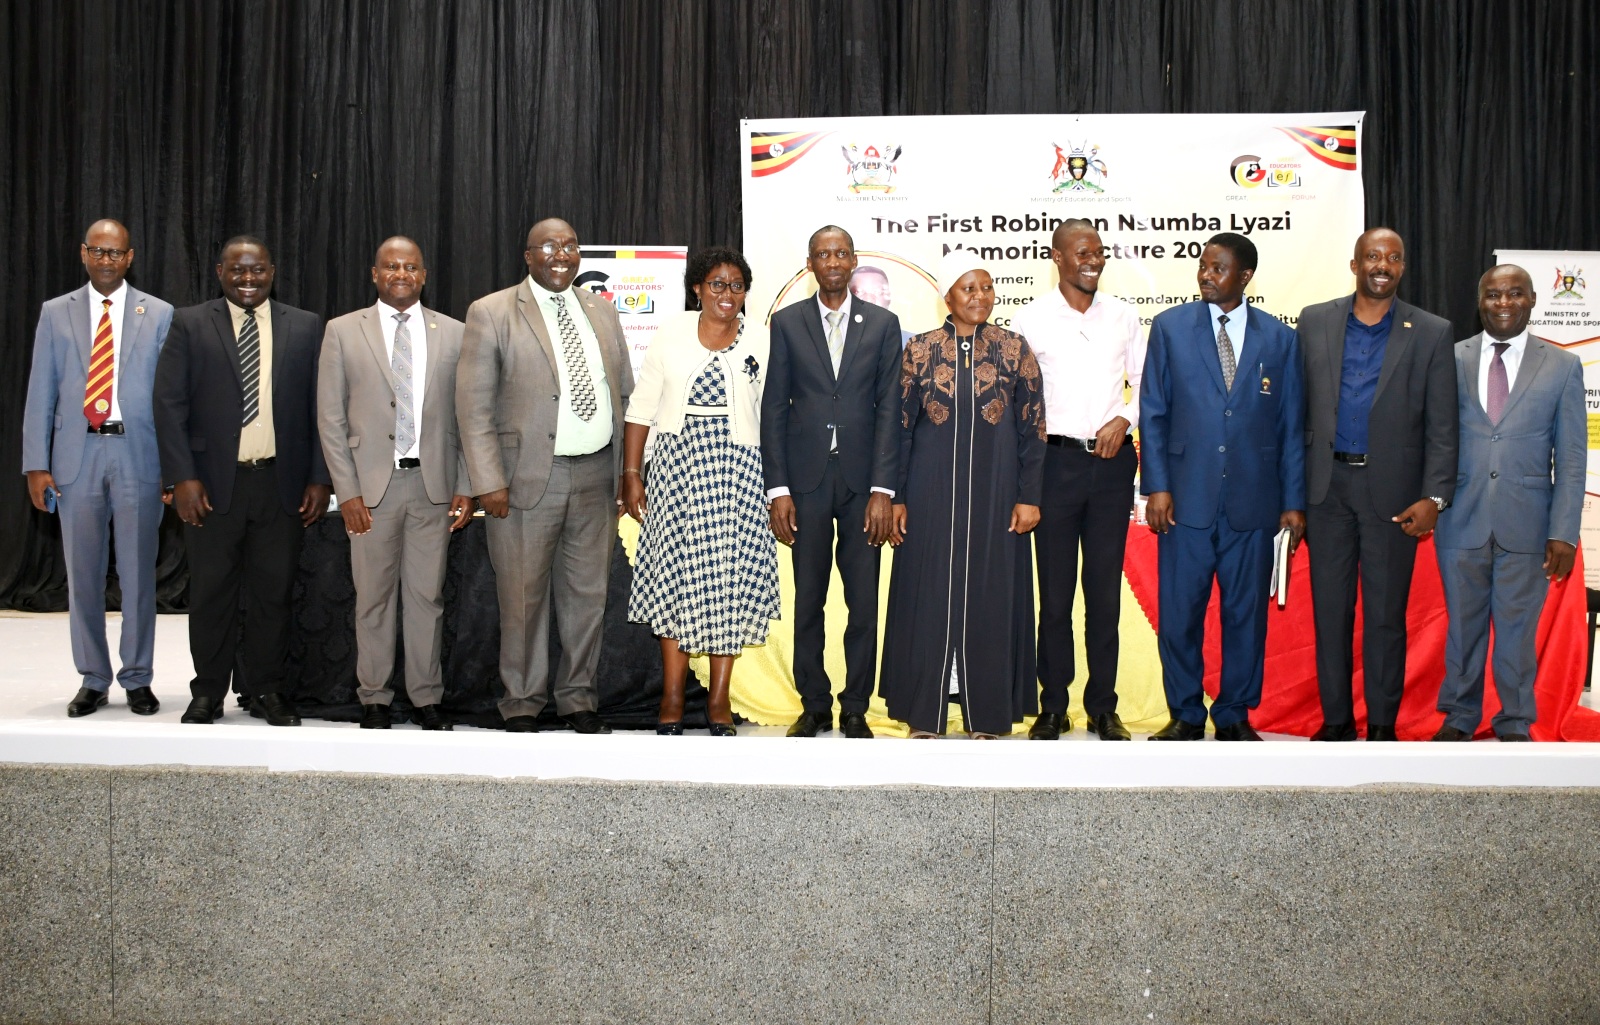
4,611,1600,1025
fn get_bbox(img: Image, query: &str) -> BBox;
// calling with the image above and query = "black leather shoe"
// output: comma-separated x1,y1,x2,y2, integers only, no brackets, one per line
504,715,539,733
562,710,612,735
656,722,684,736
250,692,302,727
181,695,224,724
125,687,160,715
1312,721,1357,742
412,705,453,731
1365,724,1398,742
839,711,874,739
1150,718,1206,741
1431,724,1473,742
1088,712,1132,741
1213,720,1263,741
1496,732,1531,743
786,710,832,737
360,704,392,729
1028,711,1064,740
67,687,109,718
708,721,737,737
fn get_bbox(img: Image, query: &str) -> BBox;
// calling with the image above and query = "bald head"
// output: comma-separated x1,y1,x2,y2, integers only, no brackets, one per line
81,219,134,296
372,236,427,310
524,218,581,292
1350,227,1405,304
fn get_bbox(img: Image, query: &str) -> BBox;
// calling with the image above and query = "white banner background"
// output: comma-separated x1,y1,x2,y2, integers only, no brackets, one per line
1493,248,1600,588
741,113,1366,337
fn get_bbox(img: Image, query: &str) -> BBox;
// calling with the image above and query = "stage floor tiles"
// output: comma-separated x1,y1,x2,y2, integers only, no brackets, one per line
3,611,1599,788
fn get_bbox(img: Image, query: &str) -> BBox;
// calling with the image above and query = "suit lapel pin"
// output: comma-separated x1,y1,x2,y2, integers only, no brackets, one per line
135,306,145,315
1403,321,1412,328
430,322,438,329
854,314,863,323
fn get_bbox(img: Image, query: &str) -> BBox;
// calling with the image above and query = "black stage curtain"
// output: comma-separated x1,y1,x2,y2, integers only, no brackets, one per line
3,0,1596,614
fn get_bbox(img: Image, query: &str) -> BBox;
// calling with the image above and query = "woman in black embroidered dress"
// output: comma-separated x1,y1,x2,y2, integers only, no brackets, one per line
878,252,1047,738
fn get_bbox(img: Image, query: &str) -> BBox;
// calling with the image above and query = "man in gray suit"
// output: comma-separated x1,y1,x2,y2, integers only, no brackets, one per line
318,237,474,730
22,219,174,717
1298,228,1457,741
1433,264,1585,743
456,218,633,733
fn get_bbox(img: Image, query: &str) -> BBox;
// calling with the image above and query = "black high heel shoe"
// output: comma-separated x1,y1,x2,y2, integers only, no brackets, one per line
656,722,685,736
707,719,737,737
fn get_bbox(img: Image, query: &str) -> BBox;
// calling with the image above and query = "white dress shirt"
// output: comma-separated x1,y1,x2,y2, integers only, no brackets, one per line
526,276,613,456
1477,329,1528,408
377,299,428,462
86,280,129,421
1011,287,1145,438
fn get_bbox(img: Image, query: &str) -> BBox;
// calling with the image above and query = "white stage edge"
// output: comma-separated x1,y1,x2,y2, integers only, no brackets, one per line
4,611,1599,788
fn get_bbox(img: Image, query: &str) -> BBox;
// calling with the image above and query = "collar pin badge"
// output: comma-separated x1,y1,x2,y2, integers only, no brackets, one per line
1403,321,1412,328
854,314,863,323
135,305,145,315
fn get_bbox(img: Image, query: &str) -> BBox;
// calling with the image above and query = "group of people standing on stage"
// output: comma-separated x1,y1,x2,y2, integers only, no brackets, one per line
23,214,1583,743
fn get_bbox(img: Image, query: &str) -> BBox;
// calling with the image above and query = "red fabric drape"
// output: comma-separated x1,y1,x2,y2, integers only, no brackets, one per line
1123,527,1600,741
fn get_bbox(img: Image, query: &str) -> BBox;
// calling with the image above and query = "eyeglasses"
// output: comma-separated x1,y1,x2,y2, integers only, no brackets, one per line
532,242,581,257
84,247,130,261
702,279,746,294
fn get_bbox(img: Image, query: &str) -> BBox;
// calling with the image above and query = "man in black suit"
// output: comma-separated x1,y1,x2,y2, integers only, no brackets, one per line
154,236,331,726
1297,227,1457,741
762,225,904,738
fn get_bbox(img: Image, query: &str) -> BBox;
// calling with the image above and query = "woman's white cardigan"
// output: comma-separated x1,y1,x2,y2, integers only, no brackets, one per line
624,311,770,447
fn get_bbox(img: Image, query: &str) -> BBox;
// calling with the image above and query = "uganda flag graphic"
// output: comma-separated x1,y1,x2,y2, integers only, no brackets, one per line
1275,126,1358,170
749,130,831,177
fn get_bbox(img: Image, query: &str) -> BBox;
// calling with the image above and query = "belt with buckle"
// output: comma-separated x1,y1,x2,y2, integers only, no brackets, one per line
396,457,421,469
87,422,125,435
1333,451,1367,465
1047,435,1097,452
238,457,276,470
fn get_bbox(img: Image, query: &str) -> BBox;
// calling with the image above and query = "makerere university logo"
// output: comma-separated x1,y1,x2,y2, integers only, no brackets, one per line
842,143,901,193
1050,140,1108,193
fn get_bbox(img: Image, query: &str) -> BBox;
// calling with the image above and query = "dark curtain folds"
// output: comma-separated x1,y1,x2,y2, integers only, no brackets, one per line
2,0,1596,605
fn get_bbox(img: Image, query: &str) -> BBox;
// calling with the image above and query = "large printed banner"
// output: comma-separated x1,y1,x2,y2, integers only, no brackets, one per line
1492,249,1600,588
576,245,687,379
741,113,1366,336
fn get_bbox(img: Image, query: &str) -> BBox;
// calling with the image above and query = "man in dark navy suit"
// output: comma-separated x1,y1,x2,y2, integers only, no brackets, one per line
1139,233,1306,740
762,226,904,739
154,236,330,727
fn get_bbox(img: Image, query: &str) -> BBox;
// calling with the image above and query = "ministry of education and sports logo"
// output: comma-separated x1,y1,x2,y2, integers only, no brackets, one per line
842,142,901,192
1553,266,1586,300
1050,140,1108,193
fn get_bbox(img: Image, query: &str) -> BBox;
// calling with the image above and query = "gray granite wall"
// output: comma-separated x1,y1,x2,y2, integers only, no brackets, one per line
3,764,1597,1025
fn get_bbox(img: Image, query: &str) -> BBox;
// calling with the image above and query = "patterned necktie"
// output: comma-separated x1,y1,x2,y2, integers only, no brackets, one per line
84,298,114,427
239,307,261,425
826,309,845,374
1215,313,1237,391
1486,342,1510,424
392,312,415,455
551,294,596,421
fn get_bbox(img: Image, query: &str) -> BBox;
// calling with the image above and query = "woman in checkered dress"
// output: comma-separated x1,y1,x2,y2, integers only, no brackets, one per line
620,248,778,735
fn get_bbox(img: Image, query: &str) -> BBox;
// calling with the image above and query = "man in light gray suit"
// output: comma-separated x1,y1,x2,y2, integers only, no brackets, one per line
318,237,474,731
1433,264,1585,743
22,219,174,717
456,218,633,733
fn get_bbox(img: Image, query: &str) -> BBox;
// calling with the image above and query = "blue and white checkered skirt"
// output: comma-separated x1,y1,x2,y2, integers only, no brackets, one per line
628,414,780,655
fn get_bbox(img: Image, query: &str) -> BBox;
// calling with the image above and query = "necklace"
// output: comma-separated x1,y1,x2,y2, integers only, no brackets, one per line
955,329,974,368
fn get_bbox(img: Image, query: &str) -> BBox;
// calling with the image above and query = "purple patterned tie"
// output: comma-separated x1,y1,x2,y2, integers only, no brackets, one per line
1486,342,1509,424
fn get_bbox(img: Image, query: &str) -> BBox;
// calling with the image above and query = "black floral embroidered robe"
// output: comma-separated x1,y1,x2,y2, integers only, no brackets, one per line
878,320,1047,734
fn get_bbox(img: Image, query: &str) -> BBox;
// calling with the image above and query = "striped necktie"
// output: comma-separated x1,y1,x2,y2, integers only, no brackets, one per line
239,307,261,425
84,298,114,427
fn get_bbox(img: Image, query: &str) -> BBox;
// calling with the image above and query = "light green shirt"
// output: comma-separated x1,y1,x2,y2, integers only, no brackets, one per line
526,276,613,456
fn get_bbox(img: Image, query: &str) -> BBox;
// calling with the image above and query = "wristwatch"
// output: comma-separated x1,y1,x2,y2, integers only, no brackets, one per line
1430,496,1447,511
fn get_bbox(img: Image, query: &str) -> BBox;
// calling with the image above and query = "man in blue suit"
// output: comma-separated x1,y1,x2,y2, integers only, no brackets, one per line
21,219,174,717
1139,233,1306,740
1432,265,1585,743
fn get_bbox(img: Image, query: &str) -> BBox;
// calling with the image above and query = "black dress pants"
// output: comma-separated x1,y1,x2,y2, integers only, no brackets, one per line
184,463,304,699
790,456,881,716
1034,441,1136,717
